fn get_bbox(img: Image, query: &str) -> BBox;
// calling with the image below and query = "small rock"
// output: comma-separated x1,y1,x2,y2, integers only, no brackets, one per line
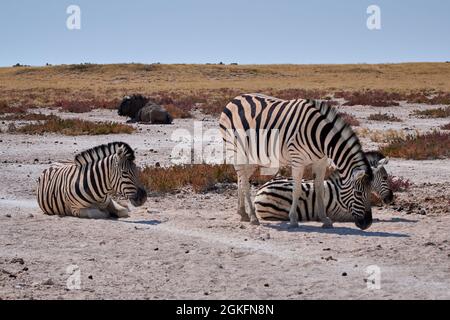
42,279,54,286
419,209,427,215
27,214,34,218
204,292,209,296
323,248,331,251
342,272,347,277
185,250,190,254
154,247,159,251
11,258,24,265
88,275,93,280
264,283,270,287
22,267,29,272
99,240,106,245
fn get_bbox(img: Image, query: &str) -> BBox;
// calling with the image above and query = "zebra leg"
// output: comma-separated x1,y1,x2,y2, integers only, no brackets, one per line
313,159,333,228
78,208,111,219
105,198,130,218
236,165,258,225
237,174,249,221
289,166,305,228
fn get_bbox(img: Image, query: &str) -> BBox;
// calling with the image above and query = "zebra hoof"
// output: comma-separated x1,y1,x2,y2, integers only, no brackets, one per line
288,222,299,229
250,218,260,226
321,223,333,229
240,215,250,222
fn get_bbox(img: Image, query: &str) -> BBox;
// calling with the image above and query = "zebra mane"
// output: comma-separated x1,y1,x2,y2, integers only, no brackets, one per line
74,142,135,165
315,100,373,180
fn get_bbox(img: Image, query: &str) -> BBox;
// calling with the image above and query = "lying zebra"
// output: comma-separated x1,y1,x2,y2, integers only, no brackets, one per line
37,142,147,219
254,152,392,229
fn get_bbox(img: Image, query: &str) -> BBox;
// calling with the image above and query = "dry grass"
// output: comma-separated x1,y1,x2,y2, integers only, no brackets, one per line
441,123,450,130
0,112,57,121
0,100,29,114
1,63,449,114
141,164,237,193
140,164,337,194
8,117,134,136
338,112,360,126
412,106,450,118
388,175,412,192
380,131,450,160
367,113,402,122
356,128,406,143
406,91,450,105
336,90,401,107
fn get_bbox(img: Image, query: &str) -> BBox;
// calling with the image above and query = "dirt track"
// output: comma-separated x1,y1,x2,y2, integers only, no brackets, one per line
1,106,449,299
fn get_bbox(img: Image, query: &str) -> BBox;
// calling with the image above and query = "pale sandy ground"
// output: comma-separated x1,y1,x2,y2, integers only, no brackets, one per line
0,104,449,299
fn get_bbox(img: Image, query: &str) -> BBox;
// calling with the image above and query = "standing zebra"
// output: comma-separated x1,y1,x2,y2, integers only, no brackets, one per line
219,93,373,229
254,153,393,228
36,142,147,219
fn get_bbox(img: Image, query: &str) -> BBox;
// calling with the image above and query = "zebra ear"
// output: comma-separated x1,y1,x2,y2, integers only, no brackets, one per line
352,169,366,181
116,146,126,160
378,157,389,166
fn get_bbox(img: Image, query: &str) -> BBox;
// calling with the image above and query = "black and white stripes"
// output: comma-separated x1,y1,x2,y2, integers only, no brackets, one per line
36,142,147,218
255,152,393,223
219,93,374,229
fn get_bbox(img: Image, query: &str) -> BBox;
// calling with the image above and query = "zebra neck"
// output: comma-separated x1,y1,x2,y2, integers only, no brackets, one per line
95,156,116,194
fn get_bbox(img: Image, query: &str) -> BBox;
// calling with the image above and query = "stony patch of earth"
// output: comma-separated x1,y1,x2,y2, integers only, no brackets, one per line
0,104,449,299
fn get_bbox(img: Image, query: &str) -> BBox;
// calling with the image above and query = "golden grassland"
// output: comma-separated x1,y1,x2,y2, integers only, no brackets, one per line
1,63,450,109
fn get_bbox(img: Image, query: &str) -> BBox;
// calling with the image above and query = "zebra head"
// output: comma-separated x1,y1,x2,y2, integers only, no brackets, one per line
371,157,394,204
112,145,147,207
350,169,373,230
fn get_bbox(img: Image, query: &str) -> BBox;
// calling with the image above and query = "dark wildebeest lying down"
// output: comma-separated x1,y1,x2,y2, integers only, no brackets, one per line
117,94,173,124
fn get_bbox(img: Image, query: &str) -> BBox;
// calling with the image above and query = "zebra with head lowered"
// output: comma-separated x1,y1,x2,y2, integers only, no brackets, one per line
254,152,393,227
219,93,373,229
36,142,147,219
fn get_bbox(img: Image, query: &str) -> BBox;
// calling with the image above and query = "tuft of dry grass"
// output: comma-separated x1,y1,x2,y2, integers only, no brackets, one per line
9,117,134,136
0,112,57,121
412,106,450,118
388,175,412,192
380,131,450,160
55,98,120,113
140,164,338,194
367,113,402,122
338,112,360,126
406,91,450,105
356,128,406,143
0,100,29,114
335,90,401,107
141,164,237,193
441,123,450,130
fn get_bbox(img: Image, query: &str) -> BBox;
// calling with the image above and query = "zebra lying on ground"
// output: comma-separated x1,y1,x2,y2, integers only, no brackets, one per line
254,153,392,226
36,142,147,219
219,93,373,229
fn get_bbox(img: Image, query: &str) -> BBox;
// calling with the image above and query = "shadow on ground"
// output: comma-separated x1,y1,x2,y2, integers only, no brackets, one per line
264,222,409,238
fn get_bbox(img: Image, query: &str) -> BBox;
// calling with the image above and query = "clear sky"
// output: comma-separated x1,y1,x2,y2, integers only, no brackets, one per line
0,0,449,66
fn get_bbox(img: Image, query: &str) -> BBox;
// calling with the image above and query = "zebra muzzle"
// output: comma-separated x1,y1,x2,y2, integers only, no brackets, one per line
355,211,373,230
130,187,147,207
